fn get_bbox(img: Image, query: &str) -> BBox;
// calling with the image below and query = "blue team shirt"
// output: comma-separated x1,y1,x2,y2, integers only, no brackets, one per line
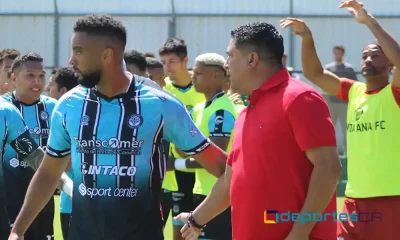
46,76,210,239
0,99,40,238
2,93,57,221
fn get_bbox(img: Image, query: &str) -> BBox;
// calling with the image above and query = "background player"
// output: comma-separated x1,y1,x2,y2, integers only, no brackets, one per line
159,38,206,235
124,49,148,76
3,53,57,240
46,67,79,240
0,99,45,240
9,15,227,240
280,1,400,239
190,53,236,239
146,57,165,87
0,49,20,94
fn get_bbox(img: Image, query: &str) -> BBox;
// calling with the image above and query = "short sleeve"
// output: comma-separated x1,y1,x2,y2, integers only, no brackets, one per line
287,91,336,151
208,110,235,137
46,102,71,158
337,78,356,103
163,98,210,156
6,104,40,158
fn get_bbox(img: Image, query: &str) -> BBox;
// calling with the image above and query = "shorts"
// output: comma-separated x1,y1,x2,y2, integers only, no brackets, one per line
171,171,195,226
160,190,172,225
9,198,54,240
337,196,400,240
193,194,232,240
60,213,71,240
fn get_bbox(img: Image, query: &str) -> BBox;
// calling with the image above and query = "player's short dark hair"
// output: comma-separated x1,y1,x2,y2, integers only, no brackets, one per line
54,67,79,91
333,45,345,53
231,22,284,65
146,57,163,69
124,50,147,71
159,38,187,59
11,52,43,73
73,15,127,48
0,49,20,65
144,52,155,58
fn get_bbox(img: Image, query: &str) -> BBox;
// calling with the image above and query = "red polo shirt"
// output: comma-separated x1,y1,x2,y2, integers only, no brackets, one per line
227,69,337,240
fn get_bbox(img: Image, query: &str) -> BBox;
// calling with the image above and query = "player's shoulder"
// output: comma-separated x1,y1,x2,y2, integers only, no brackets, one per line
40,94,57,105
284,78,325,108
0,98,20,117
55,85,88,111
1,92,14,102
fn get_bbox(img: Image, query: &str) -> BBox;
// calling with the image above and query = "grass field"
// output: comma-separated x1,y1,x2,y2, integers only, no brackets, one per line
52,196,345,240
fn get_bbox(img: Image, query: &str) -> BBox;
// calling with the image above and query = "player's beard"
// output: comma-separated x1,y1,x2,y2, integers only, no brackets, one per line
361,66,378,77
78,71,101,88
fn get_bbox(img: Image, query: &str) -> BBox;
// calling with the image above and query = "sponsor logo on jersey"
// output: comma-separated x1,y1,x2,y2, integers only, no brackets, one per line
81,163,137,176
73,137,143,155
81,115,90,126
9,158,29,168
29,127,49,137
215,116,224,124
127,114,143,129
40,111,49,120
78,183,138,198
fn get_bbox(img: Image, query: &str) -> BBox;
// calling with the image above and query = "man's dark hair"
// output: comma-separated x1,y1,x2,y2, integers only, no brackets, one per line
11,52,43,73
333,45,345,53
231,22,284,65
144,52,155,58
54,67,79,91
146,57,163,69
159,38,187,59
0,49,20,65
73,15,127,48
124,50,147,71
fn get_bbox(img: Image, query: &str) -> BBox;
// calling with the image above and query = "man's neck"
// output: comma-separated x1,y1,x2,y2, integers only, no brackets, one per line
204,89,223,102
335,60,343,65
173,71,191,87
96,71,131,97
14,91,39,105
365,76,389,92
245,66,283,95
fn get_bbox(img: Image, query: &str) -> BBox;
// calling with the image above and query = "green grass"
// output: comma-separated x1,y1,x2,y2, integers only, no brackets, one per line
53,196,345,240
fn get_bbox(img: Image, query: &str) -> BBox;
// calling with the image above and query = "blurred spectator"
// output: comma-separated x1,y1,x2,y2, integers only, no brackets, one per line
146,57,165,87
324,45,357,157
124,49,147,76
0,48,20,94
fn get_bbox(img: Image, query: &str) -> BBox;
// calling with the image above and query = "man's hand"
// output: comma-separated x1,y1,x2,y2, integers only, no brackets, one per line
339,0,372,24
280,18,311,37
228,93,244,105
8,232,23,240
174,213,201,240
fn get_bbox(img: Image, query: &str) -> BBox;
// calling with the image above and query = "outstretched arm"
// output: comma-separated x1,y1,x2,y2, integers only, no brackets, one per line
339,0,400,88
280,18,344,97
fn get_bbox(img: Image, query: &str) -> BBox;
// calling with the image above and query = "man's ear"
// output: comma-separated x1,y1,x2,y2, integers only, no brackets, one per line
60,87,68,95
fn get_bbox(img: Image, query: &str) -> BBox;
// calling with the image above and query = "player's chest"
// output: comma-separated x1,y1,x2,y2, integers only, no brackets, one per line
20,105,51,139
66,100,164,143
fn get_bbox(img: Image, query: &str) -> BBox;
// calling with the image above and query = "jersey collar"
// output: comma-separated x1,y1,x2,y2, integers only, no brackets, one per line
93,74,136,102
204,91,225,109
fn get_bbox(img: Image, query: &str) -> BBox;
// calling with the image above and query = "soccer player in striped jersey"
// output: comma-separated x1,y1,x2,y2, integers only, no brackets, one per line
0,99,45,240
9,15,226,240
46,67,79,240
2,53,57,240
159,38,206,238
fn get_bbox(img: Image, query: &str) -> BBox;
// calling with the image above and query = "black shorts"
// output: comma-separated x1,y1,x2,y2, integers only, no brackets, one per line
160,190,172,226
60,213,71,240
171,171,195,225
9,198,54,240
193,194,232,240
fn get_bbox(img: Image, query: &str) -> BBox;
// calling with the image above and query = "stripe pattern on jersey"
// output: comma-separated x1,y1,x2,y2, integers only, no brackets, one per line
117,81,139,189
79,89,101,188
149,117,164,192
210,109,230,137
35,101,50,148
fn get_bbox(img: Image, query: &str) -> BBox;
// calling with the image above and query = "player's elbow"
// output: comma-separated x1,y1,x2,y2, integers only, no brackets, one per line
213,161,226,178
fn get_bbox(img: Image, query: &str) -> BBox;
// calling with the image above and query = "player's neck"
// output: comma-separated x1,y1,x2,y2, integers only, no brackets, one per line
205,89,223,102
335,60,343,65
14,91,39,105
246,66,283,95
173,71,191,87
97,71,131,97
365,77,389,92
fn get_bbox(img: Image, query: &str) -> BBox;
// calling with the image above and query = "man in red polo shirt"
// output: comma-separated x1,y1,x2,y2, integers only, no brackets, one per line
174,22,341,240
